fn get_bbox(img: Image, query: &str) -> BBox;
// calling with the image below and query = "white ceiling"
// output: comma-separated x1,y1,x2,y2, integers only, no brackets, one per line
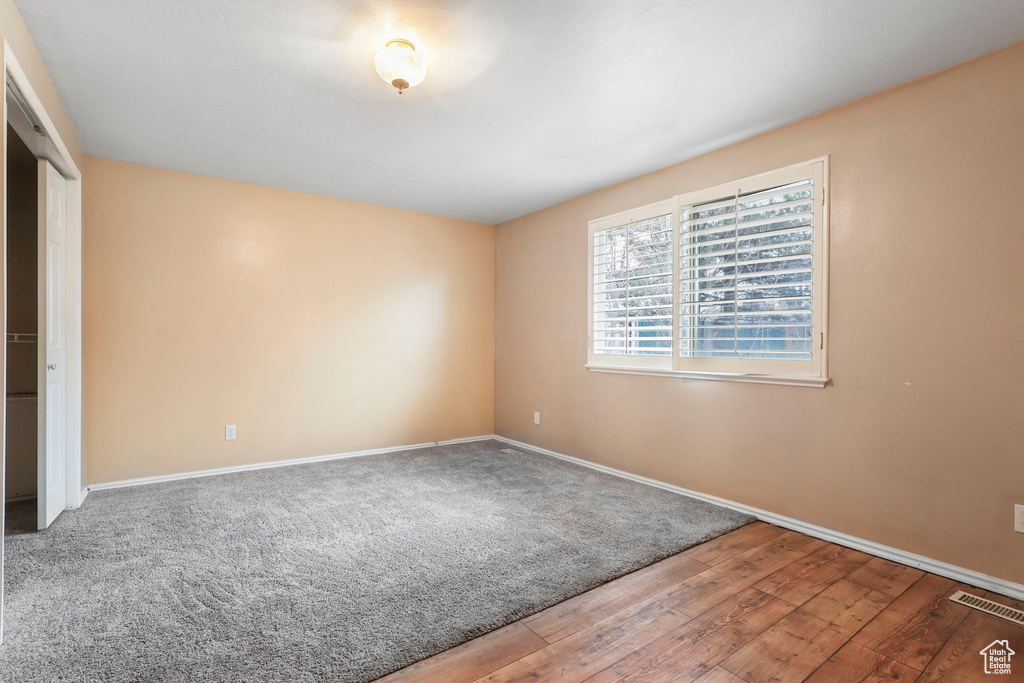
15,0,1024,224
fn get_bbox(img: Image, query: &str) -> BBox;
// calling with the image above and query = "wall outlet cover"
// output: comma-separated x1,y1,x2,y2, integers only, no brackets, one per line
225,425,237,441
533,411,540,425
1016,504,1024,533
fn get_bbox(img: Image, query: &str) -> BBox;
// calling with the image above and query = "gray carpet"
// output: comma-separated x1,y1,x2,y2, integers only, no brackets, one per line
0,439,752,682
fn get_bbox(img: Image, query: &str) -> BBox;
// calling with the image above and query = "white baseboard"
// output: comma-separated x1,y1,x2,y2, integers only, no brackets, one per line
493,435,1024,602
88,436,496,492
436,435,496,445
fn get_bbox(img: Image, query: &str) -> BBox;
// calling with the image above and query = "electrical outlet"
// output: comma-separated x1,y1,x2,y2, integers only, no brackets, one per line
1016,505,1024,534
225,425,237,441
533,411,541,425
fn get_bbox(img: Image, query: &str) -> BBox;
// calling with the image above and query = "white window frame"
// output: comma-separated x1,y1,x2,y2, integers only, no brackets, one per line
586,157,830,388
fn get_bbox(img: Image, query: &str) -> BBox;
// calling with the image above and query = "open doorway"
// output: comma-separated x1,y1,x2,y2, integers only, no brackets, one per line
1,42,85,641
4,123,38,535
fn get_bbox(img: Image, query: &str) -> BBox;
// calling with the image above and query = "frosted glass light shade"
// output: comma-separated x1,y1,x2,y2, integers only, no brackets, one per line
374,39,427,93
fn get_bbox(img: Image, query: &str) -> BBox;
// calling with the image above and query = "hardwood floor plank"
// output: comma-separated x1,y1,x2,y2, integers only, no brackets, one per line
584,587,796,682
799,579,894,636
374,526,1013,683
916,612,1006,682
682,522,789,566
658,531,827,618
754,543,873,606
377,622,547,683
523,551,708,643
846,557,925,597
916,591,1024,682
720,610,849,683
475,597,689,683
693,667,748,682
853,573,972,670
722,569,902,683
805,641,921,682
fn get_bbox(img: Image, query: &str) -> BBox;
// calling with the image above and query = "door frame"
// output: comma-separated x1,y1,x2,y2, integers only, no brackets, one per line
2,40,84,639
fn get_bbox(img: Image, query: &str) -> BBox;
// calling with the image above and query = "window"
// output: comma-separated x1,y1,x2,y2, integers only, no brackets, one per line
587,159,829,386
591,201,675,365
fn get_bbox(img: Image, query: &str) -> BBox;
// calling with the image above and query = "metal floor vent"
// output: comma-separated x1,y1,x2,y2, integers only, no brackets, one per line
949,590,1024,626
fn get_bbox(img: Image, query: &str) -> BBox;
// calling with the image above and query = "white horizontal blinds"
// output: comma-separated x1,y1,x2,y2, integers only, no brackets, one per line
679,178,814,360
592,213,674,357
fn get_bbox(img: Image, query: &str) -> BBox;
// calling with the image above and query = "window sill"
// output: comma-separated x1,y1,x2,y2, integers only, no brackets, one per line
585,364,830,388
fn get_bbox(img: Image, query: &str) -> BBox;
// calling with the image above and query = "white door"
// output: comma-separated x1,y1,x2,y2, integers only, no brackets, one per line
37,159,66,529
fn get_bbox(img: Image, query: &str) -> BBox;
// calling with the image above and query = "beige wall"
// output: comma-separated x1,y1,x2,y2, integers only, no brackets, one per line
85,158,494,484
495,42,1024,584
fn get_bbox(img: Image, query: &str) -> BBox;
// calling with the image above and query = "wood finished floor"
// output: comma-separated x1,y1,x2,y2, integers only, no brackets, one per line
376,522,1022,682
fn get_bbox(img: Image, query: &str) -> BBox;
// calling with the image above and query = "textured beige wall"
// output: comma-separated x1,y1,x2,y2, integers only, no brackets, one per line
85,158,494,484
495,42,1024,584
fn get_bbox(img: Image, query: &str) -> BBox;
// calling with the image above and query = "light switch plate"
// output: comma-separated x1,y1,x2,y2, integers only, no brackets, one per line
533,411,540,425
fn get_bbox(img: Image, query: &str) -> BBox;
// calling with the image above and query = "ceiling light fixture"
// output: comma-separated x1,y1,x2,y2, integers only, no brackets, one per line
374,39,427,94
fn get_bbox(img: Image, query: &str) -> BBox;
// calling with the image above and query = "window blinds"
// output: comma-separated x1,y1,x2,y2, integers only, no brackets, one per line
678,179,815,360
592,213,674,357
